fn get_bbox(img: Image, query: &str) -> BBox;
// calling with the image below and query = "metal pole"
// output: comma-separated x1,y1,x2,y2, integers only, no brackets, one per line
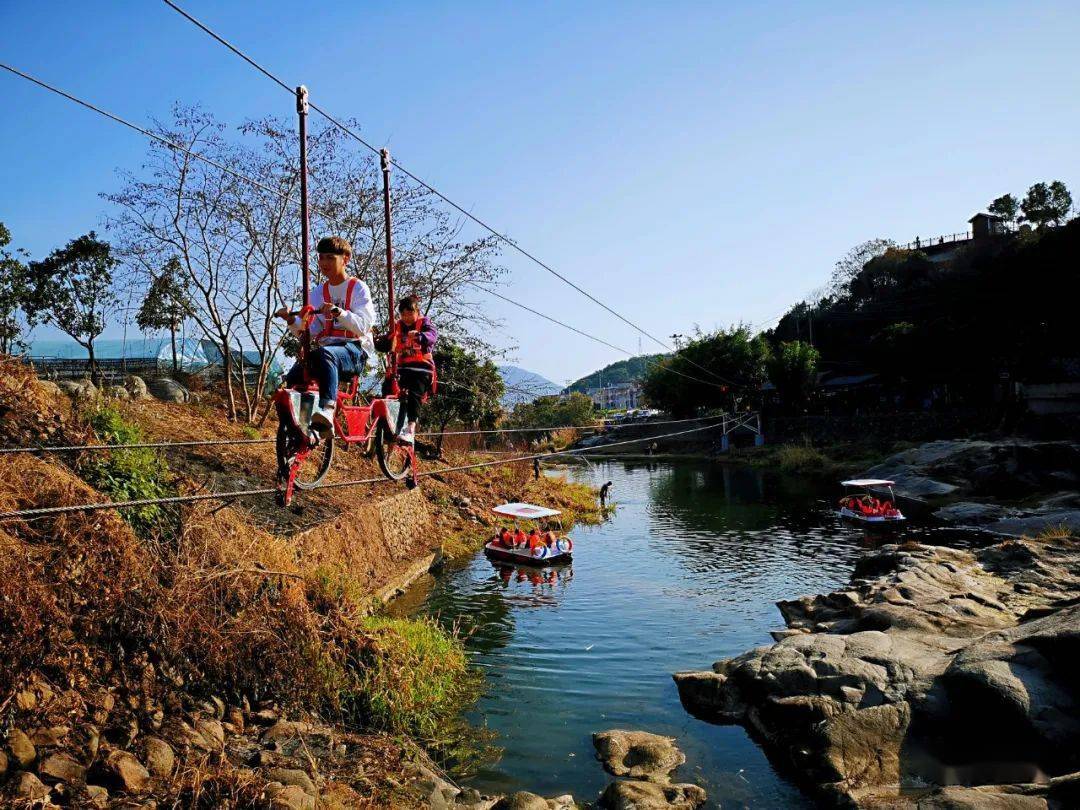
381,147,396,379
296,85,311,353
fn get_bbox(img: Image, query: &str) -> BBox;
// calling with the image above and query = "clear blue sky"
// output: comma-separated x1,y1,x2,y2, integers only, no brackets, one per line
2,1,1078,384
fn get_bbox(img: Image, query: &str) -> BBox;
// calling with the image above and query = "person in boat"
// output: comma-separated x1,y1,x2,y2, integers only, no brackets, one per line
543,528,559,548
496,527,513,548
513,526,527,549
276,236,376,434
376,295,437,444
527,527,544,550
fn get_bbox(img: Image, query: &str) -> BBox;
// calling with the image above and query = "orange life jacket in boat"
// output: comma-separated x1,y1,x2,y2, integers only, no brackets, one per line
314,279,360,343
514,529,526,548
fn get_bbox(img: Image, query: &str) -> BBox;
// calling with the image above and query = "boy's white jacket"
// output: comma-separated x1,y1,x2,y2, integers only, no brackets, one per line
288,277,377,361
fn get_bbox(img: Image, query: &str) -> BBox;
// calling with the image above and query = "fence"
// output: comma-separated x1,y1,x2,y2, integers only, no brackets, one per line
25,356,167,384
22,355,265,387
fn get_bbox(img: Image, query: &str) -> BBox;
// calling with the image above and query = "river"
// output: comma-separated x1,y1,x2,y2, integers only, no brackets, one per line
394,460,983,808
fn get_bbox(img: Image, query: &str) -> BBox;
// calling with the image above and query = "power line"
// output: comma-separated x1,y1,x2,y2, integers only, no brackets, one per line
157,0,738,388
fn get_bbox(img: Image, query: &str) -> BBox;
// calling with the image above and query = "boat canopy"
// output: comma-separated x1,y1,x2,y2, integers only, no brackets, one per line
841,479,896,487
491,502,562,519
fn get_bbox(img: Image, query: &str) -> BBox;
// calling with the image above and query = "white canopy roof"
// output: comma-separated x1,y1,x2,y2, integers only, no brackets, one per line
841,479,895,487
491,502,562,519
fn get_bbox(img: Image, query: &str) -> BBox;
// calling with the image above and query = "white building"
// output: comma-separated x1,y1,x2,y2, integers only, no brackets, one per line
586,382,642,411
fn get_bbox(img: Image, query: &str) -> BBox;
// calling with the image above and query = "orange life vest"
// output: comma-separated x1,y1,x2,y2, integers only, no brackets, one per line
314,279,360,343
395,317,435,370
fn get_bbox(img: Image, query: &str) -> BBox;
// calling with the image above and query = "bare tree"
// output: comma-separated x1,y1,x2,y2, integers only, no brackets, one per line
105,107,507,421
829,238,895,298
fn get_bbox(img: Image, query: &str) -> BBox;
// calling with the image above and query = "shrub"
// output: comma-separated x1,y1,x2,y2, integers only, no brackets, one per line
81,404,175,537
775,442,827,472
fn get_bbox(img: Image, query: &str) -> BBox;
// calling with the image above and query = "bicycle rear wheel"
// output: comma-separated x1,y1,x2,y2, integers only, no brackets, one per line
375,419,412,481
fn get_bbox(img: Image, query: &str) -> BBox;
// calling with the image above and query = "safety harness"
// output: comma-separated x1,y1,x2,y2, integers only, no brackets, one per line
313,278,359,343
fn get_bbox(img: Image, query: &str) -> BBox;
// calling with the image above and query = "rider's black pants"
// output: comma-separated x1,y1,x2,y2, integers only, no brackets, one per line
397,365,432,423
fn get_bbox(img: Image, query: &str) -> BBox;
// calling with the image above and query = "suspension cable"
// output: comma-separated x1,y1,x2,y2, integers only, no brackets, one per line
0,420,725,521
0,62,300,208
0,57,743,393
157,0,740,388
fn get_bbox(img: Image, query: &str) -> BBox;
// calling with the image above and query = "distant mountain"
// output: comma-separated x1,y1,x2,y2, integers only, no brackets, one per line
498,365,562,408
565,354,667,393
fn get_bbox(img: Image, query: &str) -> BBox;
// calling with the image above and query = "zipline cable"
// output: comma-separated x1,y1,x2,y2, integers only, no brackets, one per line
0,420,725,521
0,414,726,454
158,0,741,388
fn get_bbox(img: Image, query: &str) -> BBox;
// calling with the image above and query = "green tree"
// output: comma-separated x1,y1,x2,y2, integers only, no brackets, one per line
641,327,768,416
1020,181,1073,229
26,232,118,385
765,340,819,413
427,342,505,453
0,222,30,355
135,257,191,371
988,193,1019,227
508,392,595,433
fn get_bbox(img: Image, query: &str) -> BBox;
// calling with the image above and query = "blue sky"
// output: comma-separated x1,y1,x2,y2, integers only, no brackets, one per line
2,1,1078,383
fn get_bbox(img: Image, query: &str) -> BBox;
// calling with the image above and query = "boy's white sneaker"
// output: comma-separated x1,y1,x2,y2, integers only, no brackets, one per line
398,424,415,444
311,403,336,435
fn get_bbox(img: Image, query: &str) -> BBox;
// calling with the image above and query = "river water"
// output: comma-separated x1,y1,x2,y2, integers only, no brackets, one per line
396,460,981,808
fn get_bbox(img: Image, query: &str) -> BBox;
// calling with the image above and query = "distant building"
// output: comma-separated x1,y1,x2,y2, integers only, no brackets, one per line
969,212,1006,240
900,212,1012,264
587,382,642,411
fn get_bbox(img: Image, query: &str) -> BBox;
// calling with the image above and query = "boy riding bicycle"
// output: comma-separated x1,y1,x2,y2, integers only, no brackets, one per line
276,236,376,434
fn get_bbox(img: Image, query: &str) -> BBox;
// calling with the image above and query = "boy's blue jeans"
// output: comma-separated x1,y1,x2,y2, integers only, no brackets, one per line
284,342,367,408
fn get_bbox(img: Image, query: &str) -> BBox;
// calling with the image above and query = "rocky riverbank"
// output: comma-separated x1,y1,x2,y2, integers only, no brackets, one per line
674,532,1080,807
864,438,1080,536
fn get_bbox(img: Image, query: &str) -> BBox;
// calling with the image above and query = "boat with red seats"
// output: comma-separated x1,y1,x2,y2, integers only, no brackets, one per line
484,502,574,565
838,479,906,526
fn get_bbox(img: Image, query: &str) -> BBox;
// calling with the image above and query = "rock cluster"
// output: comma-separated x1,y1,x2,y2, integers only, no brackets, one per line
592,730,706,809
674,537,1080,807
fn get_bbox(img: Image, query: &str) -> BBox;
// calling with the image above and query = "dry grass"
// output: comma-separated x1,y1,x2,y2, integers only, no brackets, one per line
0,361,600,789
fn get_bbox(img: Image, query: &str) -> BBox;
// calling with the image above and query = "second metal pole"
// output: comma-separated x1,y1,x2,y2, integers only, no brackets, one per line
381,147,396,378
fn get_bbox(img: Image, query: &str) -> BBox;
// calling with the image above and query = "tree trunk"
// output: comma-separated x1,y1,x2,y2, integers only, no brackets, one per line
87,342,100,387
170,325,178,372
221,341,237,421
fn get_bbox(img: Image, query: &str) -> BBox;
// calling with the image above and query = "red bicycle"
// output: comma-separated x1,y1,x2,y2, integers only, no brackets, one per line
273,373,416,507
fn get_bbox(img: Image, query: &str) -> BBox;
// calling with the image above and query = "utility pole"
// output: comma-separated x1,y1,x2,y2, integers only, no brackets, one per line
670,333,685,350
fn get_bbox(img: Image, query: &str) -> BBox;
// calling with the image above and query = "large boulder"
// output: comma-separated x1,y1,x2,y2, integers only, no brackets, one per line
57,379,98,401
147,377,190,403
592,730,686,783
36,379,62,397
124,375,150,400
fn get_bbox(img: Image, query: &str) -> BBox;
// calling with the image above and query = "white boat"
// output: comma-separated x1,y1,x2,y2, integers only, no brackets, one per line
484,502,574,565
838,479,906,526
